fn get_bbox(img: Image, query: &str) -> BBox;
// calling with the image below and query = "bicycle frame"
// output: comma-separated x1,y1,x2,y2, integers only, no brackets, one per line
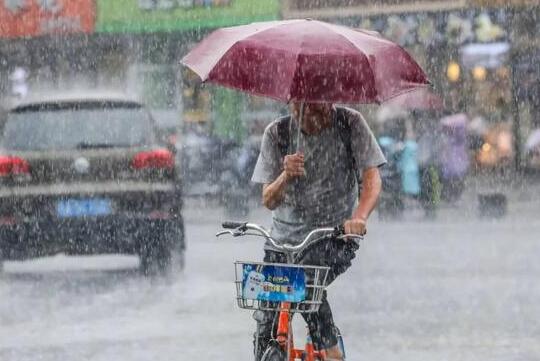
218,222,362,361
275,301,327,361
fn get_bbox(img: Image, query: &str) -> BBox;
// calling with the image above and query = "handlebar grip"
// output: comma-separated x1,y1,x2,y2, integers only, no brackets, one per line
222,221,247,229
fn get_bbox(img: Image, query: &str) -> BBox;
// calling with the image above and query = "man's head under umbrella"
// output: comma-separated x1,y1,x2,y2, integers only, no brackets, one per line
289,102,334,135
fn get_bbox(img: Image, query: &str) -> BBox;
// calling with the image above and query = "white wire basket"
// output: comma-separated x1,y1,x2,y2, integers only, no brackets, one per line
234,261,330,314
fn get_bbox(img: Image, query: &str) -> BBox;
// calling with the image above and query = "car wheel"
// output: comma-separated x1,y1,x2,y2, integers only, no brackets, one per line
173,250,186,271
138,237,172,277
167,219,186,271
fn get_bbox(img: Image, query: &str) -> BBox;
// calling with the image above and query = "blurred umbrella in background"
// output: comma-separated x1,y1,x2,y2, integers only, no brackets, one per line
384,87,443,111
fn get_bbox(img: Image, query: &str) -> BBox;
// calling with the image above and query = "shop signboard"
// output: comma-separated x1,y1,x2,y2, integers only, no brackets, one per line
288,0,445,10
284,0,537,18
0,0,96,38
471,0,538,6
288,0,537,10
283,0,468,17
96,0,280,33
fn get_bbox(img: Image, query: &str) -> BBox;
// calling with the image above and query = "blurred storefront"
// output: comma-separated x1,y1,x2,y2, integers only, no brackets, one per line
0,0,281,141
282,0,539,171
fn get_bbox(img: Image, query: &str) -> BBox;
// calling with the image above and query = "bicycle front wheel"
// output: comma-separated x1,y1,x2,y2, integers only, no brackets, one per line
260,345,286,361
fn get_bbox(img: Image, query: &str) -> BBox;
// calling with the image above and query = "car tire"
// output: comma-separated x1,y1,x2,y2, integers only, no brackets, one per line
138,237,173,277
171,224,186,271
173,250,186,272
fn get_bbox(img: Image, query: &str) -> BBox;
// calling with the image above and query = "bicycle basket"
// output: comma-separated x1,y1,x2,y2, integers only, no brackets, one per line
234,261,330,313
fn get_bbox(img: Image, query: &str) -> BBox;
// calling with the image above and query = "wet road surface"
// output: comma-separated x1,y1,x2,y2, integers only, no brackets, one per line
1,196,540,361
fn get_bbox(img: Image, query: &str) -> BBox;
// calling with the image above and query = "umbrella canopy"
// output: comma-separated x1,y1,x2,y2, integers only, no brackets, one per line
384,87,443,111
182,19,430,104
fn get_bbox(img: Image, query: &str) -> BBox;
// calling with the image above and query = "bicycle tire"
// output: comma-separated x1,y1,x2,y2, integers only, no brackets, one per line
260,345,286,361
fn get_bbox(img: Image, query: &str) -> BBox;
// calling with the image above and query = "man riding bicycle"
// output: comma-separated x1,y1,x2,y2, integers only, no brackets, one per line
251,102,386,360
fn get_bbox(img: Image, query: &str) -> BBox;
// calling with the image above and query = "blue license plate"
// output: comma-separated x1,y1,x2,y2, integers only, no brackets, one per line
57,199,112,218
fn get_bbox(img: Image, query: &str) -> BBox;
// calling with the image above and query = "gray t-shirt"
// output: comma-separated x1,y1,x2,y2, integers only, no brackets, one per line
252,106,386,249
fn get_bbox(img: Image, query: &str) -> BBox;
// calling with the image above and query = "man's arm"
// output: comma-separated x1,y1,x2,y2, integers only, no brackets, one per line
262,172,288,210
262,153,305,210
344,166,382,235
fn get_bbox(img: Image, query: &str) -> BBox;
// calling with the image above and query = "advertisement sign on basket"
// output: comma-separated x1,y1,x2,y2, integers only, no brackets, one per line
242,264,306,303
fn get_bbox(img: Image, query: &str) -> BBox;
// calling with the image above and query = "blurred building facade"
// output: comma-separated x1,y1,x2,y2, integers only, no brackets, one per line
0,0,281,140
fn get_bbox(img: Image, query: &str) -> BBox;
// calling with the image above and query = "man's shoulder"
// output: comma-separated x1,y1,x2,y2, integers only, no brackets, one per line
336,105,362,116
336,106,366,127
264,119,278,131
264,115,291,137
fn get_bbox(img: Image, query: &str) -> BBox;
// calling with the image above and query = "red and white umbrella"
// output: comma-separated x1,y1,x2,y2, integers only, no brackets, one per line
182,19,430,104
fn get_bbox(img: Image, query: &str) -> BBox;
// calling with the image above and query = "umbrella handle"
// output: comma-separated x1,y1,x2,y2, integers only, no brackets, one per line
296,102,304,154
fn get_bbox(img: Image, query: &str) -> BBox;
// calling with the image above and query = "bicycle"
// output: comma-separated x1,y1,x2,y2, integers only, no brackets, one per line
217,221,363,361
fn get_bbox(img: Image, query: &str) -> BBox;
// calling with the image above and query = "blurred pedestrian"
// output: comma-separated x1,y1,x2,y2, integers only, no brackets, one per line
398,118,420,198
376,112,407,219
438,113,470,203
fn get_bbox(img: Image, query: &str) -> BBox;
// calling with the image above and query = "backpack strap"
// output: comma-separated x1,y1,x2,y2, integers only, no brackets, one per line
335,107,360,185
276,115,291,158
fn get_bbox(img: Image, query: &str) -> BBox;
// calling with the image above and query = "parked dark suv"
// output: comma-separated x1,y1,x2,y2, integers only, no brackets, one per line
0,93,184,275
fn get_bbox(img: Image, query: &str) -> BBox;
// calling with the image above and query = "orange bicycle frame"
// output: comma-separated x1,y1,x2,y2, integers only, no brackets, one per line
275,302,327,361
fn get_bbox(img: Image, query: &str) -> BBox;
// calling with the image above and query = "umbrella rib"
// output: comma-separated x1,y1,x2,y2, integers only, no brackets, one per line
247,19,307,102
315,21,379,103
207,26,276,80
189,21,296,81
317,21,429,103
181,21,286,82
316,21,373,54
317,20,393,54
286,35,308,103
382,85,432,102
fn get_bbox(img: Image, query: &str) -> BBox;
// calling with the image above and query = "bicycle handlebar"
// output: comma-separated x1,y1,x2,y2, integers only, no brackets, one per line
218,221,363,254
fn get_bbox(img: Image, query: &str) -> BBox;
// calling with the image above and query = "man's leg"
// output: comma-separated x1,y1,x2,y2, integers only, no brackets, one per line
253,309,278,361
325,346,344,361
296,237,358,360
302,291,343,360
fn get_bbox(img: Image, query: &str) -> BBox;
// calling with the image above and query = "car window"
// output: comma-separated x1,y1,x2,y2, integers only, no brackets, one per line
2,103,155,151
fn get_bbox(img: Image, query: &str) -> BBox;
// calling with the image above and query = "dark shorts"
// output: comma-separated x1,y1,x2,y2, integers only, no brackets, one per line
253,236,359,359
